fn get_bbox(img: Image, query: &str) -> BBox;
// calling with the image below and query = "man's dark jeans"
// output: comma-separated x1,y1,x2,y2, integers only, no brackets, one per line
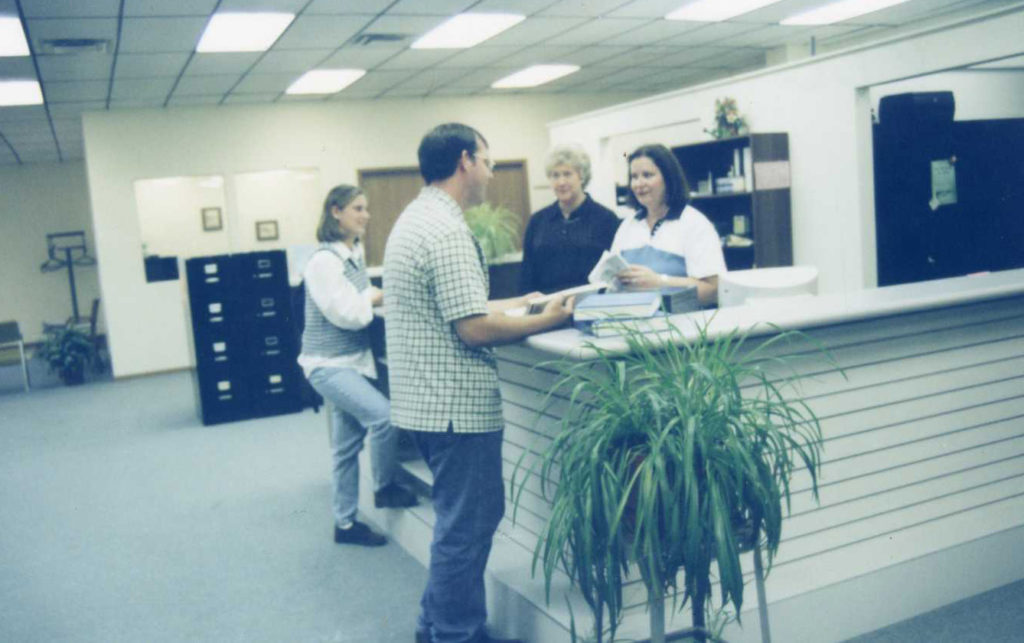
411,427,505,643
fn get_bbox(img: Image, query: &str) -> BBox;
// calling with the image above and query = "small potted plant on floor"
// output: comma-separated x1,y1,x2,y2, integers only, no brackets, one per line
37,322,96,386
513,319,837,642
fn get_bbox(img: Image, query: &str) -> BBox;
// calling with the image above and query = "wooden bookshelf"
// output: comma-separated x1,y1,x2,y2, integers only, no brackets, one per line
671,133,793,270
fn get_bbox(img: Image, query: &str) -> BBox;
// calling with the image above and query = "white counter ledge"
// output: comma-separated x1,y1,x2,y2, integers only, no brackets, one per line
523,267,1024,360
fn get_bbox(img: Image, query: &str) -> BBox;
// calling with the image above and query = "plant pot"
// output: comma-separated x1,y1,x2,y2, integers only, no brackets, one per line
60,363,85,385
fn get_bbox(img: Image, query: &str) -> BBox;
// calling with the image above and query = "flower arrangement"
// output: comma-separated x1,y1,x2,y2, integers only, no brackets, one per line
706,97,748,139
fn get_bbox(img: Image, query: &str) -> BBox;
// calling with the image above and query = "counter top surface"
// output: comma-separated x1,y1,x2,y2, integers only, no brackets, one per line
520,268,1024,360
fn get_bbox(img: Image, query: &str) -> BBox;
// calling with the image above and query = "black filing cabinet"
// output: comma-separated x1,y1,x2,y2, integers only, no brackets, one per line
186,251,302,425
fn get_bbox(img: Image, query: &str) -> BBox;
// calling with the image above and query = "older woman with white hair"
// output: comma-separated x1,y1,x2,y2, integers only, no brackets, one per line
519,144,620,294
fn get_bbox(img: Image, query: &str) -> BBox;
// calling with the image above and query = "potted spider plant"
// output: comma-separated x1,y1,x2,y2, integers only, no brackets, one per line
512,318,836,642
463,202,520,260
37,322,97,386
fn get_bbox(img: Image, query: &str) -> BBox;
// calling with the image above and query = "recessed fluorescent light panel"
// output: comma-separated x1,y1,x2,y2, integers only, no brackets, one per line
196,12,294,52
286,69,366,95
412,13,524,49
666,0,782,22
0,80,43,106
0,16,30,56
781,0,911,25
492,64,580,89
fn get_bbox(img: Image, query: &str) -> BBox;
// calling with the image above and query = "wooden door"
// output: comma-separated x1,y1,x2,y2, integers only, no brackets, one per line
359,167,423,267
358,160,531,266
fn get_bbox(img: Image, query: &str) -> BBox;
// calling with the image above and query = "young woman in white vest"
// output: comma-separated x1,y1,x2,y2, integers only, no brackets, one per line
299,184,418,546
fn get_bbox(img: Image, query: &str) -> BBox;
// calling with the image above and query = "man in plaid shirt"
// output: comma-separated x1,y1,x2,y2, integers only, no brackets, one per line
384,123,573,643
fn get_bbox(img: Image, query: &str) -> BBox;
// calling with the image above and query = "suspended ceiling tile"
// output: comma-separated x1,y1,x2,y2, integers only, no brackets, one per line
273,15,371,50
111,76,177,100
434,46,524,68
343,69,416,91
558,45,633,66
231,72,298,93
24,17,119,43
495,45,582,68
223,92,280,104
0,144,18,165
0,57,38,78
483,17,590,47
60,140,84,158
603,18,704,45
590,46,681,69
664,22,767,47
51,118,82,139
443,67,517,89
187,52,262,75
35,53,112,82
375,48,459,70
364,15,448,38
539,0,640,17
0,105,48,122
115,52,192,78
741,0,831,24
218,0,308,11
379,86,430,99
0,118,51,137
472,0,552,14
278,93,328,102
428,85,480,96
320,44,407,69
47,101,106,118
659,45,735,67
174,74,244,95
119,17,207,53
394,67,471,90
123,0,219,16
250,49,333,73
20,0,121,18
305,0,395,13
167,94,223,106
43,79,110,102
386,0,476,15
608,0,692,18
16,147,61,163
109,96,165,108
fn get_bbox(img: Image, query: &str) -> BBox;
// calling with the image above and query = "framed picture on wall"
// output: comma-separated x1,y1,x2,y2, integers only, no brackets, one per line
256,220,279,241
201,207,222,231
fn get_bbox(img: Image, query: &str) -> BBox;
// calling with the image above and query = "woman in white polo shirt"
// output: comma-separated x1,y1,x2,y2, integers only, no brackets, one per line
611,143,726,306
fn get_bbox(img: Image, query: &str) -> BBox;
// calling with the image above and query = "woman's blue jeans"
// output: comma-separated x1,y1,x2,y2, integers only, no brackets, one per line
308,366,397,527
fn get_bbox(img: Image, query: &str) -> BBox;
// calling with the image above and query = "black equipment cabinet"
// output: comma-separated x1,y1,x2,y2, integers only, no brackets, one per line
185,251,303,425
873,92,1024,286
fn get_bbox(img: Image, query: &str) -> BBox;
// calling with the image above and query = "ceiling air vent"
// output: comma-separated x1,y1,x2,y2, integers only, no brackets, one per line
352,33,406,46
37,38,110,55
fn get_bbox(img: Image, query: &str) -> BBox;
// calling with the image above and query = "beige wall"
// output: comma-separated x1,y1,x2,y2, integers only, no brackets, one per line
0,161,101,343
81,93,638,377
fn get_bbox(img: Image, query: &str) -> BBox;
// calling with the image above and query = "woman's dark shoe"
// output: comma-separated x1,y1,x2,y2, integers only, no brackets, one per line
333,520,386,546
374,483,419,508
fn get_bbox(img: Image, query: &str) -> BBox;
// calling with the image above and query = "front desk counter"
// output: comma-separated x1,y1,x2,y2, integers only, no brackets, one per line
357,268,1024,643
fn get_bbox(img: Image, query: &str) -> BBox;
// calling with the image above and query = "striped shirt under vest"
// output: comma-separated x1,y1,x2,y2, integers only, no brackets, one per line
301,244,371,358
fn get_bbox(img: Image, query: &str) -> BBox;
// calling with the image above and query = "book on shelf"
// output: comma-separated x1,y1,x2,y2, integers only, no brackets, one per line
573,291,662,322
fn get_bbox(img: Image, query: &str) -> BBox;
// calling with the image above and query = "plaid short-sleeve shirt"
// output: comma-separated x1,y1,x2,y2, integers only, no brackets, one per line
382,186,503,433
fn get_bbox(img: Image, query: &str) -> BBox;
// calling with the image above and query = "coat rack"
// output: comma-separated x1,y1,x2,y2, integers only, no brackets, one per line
39,231,96,323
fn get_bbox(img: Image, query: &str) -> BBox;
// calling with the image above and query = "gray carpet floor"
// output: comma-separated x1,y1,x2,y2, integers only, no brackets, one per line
0,370,426,642
2,368,1022,642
